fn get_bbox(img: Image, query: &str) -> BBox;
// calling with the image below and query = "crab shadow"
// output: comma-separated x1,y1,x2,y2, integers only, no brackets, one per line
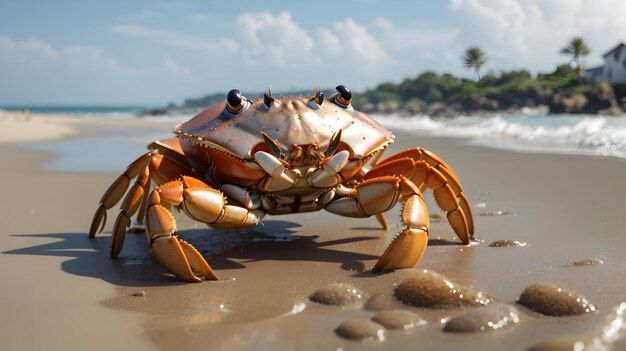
3,220,382,287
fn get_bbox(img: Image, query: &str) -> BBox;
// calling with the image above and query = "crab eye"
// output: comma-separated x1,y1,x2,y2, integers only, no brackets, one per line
226,89,249,114
333,85,352,108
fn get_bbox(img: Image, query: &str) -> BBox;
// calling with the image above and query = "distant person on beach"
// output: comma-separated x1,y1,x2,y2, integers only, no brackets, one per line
21,108,31,121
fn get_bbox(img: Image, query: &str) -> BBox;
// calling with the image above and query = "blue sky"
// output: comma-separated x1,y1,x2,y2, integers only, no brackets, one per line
1,0,624,105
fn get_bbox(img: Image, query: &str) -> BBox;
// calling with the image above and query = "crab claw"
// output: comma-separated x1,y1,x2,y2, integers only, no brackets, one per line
147,200,218,282
152,236,218,282
373,194,429,272
373,228,428,272
309,150,350,187
152,236,201,282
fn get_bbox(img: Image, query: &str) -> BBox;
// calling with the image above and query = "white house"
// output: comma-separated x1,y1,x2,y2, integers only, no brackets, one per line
584,42,626,85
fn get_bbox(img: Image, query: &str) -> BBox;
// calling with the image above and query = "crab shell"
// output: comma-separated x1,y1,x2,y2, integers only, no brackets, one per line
173,95,394,187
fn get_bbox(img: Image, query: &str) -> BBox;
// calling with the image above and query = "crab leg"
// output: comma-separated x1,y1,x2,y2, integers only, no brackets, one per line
110,166,150,257
325,176,429,271
146,176,265,282
89,152,154,238
367,148,473,243
98,152,197,258
134,172,151,225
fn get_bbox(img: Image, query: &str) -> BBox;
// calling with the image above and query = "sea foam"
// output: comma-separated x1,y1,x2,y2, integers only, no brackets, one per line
375,112,626,158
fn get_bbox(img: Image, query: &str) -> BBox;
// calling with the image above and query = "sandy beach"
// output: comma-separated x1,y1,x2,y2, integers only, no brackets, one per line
1,114,625,351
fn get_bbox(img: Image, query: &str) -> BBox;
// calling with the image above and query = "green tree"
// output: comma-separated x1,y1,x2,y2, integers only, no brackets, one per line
463,47,487,81
560,37,591,73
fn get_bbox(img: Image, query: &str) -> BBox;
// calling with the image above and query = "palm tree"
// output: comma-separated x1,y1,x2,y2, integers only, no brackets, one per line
560,37,591,73
463,47,487,81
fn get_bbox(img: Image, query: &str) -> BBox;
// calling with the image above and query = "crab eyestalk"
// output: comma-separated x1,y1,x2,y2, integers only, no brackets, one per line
312,91,324,105
333,85,352,107
226,89,249,114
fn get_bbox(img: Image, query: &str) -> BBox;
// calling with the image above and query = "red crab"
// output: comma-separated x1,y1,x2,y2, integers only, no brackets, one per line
89,85,474,282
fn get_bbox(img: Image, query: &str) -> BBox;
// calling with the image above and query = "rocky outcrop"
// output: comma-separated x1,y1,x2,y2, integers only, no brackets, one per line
466,96,500,111
549,93,588,113
549,83,624,115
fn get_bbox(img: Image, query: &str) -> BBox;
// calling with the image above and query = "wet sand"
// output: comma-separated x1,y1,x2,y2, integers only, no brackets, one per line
1,115,626,350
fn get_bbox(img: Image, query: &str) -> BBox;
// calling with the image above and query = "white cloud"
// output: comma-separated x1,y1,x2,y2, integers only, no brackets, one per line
235,11,314,67
0,36,58,66
372,17,394,31
317,18,389,66
448,0,626,72
0,35,174,104
0,36,129,74
161,56,192,77
368,19,458,75
4,3,626,104
111,24,238,52
108,11,392,93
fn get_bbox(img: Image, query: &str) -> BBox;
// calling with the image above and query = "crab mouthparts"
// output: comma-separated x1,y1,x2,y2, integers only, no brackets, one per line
260,129,343,168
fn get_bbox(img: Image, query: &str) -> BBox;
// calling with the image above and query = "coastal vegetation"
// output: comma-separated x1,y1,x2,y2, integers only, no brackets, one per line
352,64,625,116
350,39,624,116
560,37,591,73
161,38,625,117
463,46,488,81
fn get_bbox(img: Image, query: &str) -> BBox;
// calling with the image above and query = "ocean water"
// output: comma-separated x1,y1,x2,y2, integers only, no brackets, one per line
375,109,626,159
15,107,626,172
0,105,149,116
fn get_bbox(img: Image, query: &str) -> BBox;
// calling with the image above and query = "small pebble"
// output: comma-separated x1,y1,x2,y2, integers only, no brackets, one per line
310,283,364,306
372,309,425,330
443,304,520,333
395,270,493,308
131,290,146,297
335,319,385,341
429,213,443,222
518,283,596,316
567,258,604,267
479,210,515,216
488,240,528,247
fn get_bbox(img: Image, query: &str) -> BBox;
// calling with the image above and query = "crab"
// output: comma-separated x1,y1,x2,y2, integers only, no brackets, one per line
89,85,474,282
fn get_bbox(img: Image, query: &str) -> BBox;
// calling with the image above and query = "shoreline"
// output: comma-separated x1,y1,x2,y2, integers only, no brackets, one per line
1,116,625,350
6,110,626,173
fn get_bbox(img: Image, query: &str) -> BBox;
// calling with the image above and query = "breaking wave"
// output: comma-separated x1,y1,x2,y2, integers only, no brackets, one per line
375,111,626,158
